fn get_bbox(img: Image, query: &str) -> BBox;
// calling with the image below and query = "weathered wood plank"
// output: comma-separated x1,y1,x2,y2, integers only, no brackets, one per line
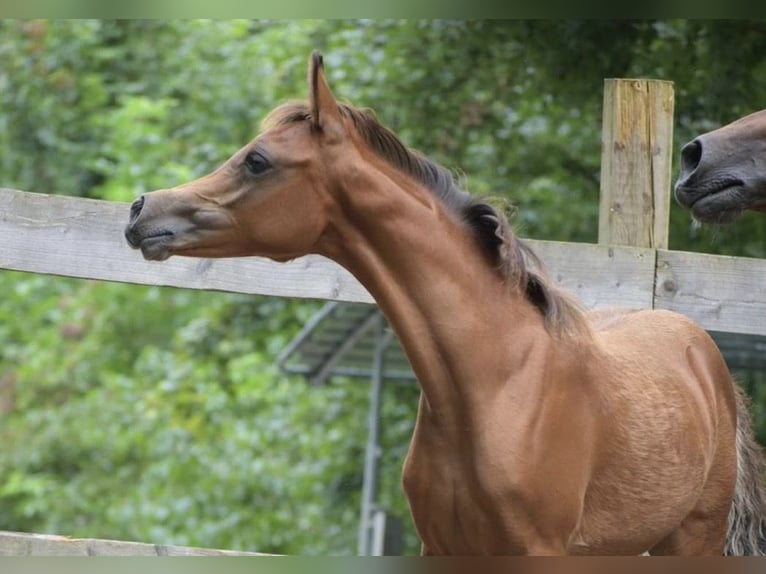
530,239,656,310
0,188,373,304
647,80,675,250
0,530,265,556
5,188,766,336
0,188,654,311
655,249,766,337
598,79,675,249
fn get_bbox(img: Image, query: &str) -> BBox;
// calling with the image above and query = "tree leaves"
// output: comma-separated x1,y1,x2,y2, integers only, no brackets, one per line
2,20,766,555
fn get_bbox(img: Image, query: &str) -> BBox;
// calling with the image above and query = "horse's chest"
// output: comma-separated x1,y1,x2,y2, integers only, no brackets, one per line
401,425,521,554
402,451,491,553
400,401,594,555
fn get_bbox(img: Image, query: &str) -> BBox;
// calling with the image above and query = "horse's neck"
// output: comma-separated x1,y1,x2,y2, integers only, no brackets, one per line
317,169,550,424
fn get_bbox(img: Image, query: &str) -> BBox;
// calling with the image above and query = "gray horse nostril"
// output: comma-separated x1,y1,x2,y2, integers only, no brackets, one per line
679,140,703,176
129,196,145,223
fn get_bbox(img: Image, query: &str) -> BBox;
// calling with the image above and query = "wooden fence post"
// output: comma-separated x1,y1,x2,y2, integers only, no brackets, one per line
598,79,675,249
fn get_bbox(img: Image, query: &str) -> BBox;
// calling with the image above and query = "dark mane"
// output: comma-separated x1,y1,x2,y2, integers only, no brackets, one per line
263,101,589,337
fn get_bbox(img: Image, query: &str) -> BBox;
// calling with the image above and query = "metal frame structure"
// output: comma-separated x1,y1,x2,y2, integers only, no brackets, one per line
277,302,412,555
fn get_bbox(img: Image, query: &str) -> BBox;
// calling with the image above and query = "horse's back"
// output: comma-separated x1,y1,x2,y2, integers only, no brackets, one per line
588,307,736,449
590,307,732,385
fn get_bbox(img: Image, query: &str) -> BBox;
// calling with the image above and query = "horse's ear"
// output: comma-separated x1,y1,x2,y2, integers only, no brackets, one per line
308,51,343,141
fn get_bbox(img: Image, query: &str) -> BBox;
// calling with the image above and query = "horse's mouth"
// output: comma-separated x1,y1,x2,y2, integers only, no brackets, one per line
677,179,745,223
124,228,176,261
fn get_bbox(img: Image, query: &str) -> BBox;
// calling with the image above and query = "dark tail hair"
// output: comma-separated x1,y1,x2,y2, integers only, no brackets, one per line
725,383,766,555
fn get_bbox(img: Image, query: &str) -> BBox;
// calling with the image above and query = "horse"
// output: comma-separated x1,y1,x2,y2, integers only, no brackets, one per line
675,108,766,223
124,52,766,555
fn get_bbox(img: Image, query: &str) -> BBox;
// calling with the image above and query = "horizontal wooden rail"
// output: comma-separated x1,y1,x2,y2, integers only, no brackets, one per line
2,187,766,336
655,249,766,336
0,530,266,556
0,188,371,303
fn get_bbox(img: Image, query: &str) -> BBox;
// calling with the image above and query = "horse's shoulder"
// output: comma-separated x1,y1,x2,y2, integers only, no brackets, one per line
587,307,703,336
586,307,641,332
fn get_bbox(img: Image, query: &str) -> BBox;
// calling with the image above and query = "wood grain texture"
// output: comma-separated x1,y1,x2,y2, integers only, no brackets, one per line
598,79,675,249
0,188,372,304
530,239,656,310
0,188,652,310
647,80,675,250
0,530,266,556
655,249,766,337
3,188,766,335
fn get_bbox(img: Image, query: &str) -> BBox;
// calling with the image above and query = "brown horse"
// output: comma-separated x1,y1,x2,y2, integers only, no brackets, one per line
124,53,766,555
675,108,766,223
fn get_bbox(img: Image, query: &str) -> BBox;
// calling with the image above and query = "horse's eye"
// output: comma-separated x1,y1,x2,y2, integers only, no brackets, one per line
244,151,271,176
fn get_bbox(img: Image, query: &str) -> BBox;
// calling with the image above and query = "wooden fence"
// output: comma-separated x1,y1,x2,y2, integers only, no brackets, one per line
0,531,265,556
1,79,766,554
2,188,765,337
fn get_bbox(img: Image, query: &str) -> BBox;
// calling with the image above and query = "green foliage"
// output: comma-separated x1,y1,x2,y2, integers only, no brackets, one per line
89,95,197,201
0,272,419,553
2,20,766,555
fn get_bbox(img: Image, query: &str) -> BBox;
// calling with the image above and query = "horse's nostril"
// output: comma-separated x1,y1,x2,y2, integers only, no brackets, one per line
680,139,703,175
129,196,145,223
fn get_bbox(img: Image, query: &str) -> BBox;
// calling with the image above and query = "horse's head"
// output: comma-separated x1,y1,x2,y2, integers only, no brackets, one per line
124,52,352,262
674,109,766,223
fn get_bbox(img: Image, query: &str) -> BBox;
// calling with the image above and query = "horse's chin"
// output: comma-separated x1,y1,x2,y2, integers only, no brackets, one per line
691,203,743,224
136,235,175,261
688,186,747,224
134,234,236,261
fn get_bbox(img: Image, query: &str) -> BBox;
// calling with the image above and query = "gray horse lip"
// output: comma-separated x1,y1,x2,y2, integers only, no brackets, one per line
138,232,174,249
125,227,173,249
136,233,176,261
687,184,746,224
682,179,743,209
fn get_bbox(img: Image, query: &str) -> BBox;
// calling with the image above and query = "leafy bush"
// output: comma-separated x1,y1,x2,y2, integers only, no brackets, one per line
2,20,766,555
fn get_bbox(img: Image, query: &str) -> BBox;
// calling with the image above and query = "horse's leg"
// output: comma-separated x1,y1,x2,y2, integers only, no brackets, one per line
418,539,568,556
651,387,738,556
649,451,734,555
648,509,728,555
523,540,568,556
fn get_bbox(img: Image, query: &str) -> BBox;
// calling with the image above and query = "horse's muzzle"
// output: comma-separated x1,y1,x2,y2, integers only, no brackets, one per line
124,196,146,248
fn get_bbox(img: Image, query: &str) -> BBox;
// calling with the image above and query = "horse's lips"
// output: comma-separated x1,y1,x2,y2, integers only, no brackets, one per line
133,232,175,261
686,184,745,223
